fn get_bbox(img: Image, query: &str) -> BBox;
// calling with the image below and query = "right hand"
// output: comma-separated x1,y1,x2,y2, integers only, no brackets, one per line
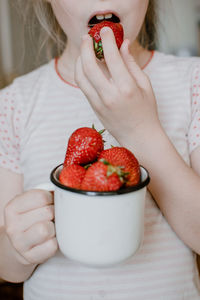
4,189,58,266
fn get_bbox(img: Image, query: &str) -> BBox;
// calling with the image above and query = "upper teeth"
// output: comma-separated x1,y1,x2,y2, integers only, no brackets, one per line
96,13,113,20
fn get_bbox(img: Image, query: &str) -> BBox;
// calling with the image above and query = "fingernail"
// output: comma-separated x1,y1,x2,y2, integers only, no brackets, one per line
100,27,111,34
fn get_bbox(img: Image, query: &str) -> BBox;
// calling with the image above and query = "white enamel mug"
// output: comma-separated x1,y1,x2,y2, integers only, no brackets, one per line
37,164,150,268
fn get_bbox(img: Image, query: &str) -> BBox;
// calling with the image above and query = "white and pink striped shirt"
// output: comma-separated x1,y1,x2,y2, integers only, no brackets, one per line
0,51,200,299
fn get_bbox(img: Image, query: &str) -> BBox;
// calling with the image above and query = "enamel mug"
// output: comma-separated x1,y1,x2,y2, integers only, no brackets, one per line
36,164,150,267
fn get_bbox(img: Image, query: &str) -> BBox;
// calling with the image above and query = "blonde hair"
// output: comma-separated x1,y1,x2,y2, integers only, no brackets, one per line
138,0,157,50
18,0,157,58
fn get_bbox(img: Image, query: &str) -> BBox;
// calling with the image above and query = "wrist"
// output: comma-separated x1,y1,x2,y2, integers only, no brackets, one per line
118,118,163,156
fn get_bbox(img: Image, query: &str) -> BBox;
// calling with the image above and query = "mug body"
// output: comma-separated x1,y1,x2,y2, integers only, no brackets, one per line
51,165,150,267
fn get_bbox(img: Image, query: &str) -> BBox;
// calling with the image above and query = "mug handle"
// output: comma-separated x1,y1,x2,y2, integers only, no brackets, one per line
34,183,55,192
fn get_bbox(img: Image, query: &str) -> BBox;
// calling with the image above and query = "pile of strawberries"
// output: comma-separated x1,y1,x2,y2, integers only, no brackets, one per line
59,126,141,192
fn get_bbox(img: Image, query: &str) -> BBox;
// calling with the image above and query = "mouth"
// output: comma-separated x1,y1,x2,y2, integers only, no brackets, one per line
88,12,121,28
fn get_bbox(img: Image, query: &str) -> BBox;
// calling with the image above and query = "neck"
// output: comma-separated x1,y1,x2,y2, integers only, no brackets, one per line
57,43,79,85
57,40,152,86
130,41,151,69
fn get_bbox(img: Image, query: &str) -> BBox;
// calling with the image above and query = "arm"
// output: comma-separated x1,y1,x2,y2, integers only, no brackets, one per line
0,167,36,282
191,148,200,270
75,29,200,254
123,126,200,254
0,167,58,283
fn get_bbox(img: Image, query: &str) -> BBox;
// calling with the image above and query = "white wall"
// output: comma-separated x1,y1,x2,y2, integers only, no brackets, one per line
157,0,200,56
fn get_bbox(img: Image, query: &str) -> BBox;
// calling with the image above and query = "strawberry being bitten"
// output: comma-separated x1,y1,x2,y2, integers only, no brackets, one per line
88,21,124,60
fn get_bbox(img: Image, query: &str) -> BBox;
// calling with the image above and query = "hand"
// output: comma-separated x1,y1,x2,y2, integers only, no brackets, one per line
75,27,159,145
4,189,58,266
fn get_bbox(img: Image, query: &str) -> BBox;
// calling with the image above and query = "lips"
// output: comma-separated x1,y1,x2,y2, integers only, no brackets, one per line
88,11,121,28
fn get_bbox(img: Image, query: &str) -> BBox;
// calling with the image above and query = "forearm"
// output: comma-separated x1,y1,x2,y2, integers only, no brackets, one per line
0,226,37,283
121,123,200,254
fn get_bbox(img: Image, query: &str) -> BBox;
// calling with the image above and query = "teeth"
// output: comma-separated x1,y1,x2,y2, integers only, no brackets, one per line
96,13,113,21
96,15,105,20
105,13,113,19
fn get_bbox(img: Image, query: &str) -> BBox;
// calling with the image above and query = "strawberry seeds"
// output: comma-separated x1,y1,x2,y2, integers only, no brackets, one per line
59,126,141,192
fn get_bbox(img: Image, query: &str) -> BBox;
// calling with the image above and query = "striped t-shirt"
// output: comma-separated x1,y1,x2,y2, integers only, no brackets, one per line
0,51,200,299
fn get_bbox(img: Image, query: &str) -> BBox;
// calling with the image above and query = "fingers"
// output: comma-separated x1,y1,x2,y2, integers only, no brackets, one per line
100,27,134,88
79,30,150,97
24,237,58,264
6,190,53,214
4,190,58,265
17,205,55,231
120,39,150,89
17,221,56,252
6,218,57,265
79,34,113,98
75,56,101,107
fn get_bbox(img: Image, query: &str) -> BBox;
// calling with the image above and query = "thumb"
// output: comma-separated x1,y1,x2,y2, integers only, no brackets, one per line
120,39,149,88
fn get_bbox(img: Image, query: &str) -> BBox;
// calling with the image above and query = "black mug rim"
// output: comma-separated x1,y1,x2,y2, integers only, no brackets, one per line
50,164,150,196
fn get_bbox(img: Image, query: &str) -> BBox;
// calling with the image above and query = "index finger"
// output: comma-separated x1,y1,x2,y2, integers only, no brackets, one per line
80,34,113,98
100,27,134,87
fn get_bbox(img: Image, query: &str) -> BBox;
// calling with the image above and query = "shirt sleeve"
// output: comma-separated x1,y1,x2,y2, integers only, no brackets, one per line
0,82,23,174
188,64,200,154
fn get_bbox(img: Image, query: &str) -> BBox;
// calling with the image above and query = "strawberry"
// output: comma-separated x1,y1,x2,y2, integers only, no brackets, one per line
59,164,86,189
88,21,124,60
64,126,105,167
98,147,140,187
81,160,124,192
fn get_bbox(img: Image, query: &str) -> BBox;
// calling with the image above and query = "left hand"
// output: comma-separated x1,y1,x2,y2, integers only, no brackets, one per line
75,27,159,145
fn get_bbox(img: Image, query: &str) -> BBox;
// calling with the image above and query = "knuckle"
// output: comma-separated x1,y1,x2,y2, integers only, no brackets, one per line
119,84,133,98
37,223,49,239
103,92,118,109
28,189,42,200
5,225,15,237
4,201,14,218
5,216,19,237
104,98,115,109
23,252,36,265
45,221,55,238
31,190,51,205
49,221,56,237
49,238,58,253
44,205,54,220
12,234,24,251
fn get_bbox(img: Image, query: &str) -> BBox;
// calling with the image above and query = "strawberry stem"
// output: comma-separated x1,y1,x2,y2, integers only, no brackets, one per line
93,40,104,60
91,124,105,135
84,163,92,169
100,158,110,165
99,129,106,135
